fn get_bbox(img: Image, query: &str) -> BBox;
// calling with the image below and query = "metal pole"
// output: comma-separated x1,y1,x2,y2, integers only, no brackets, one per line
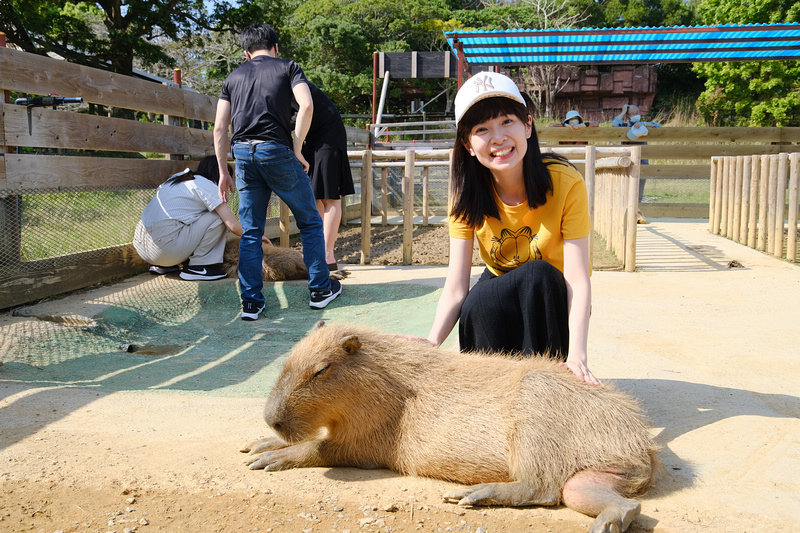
376,71,390,125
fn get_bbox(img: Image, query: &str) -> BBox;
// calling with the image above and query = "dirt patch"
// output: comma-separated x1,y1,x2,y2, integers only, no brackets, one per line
293,224,623,271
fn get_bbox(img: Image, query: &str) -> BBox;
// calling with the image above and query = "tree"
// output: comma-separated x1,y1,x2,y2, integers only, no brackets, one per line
0,0,255,76
600,0,694,28
286,0,459,115
472,0,597,119
693,0,800,126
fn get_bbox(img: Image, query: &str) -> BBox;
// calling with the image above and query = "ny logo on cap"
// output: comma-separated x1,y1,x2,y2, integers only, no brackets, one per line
472,74,495,93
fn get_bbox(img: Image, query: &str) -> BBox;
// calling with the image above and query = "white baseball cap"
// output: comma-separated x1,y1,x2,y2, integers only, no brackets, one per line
454,72,526,124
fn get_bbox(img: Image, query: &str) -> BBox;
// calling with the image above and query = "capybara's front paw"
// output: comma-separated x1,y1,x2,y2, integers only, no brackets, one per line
329,268,350,280
244,447,301,471
240,436,285,455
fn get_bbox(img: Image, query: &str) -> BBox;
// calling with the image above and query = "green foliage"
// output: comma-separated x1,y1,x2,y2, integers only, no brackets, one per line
2,0,712,121
286,0,459,113
0,0,228,75
599,0,695,28
693,0,800,126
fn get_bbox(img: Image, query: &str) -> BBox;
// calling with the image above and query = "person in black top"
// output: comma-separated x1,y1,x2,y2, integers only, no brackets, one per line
296,82,356,271
213,23,343,320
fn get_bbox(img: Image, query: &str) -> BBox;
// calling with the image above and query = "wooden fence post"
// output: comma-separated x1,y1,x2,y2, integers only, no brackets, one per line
381,167,388,226
731,155,745,242
766,155,779,255
624,146,640,272
360,150,373,264
773,153,788,258
279,201,290,248
739,156,751,243
402,150,415,265
714,157,725,235
788,153,799,262
422,166,429,226
757,155,770,252
747,156,760,249
584,146,596,268
709,157,719,234
0,32,21,274
728,156,737,238
164,69,185,161
719,157,730,237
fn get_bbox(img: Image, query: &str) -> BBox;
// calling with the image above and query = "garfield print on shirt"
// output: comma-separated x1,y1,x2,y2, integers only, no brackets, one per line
490,226,542,273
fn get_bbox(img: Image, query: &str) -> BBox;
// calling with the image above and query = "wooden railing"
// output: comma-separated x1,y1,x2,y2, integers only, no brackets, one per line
346,146,641,271
1,46,220,308
370,120,455,149
367,119,800,219
710,153,799,262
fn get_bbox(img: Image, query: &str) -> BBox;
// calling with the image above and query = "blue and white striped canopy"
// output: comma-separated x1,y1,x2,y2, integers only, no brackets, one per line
444,24,800,65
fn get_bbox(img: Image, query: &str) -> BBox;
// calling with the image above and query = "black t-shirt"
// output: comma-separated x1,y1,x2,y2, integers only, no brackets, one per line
220,55,308,148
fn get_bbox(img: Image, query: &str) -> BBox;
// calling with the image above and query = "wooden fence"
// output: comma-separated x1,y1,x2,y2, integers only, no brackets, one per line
374,119,800,219
4,43,800,308
347,146,641,272
709,153,799,262
1,45,223,308
539,125,800,220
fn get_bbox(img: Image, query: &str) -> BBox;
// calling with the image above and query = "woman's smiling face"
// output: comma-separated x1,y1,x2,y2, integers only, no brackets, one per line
464,112,532,177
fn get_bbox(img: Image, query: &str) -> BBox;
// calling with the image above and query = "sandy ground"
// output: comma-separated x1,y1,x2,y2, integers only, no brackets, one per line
1,219,799,533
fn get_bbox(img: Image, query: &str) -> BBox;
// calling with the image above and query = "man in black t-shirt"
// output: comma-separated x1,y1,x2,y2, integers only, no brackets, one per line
213,24,342,320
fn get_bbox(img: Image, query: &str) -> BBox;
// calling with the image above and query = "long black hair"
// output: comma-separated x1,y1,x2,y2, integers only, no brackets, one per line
165,155,231,187
450,97,572,229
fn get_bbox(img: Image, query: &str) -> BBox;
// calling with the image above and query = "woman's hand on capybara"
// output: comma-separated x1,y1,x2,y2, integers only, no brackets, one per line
388,334,437,345
560,360,602,386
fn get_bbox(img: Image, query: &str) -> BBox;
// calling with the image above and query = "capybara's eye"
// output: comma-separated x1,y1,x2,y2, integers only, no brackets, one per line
313,365,330,379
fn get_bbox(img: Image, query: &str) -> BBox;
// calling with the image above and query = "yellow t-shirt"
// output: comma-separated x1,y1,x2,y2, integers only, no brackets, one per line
449,162,591,276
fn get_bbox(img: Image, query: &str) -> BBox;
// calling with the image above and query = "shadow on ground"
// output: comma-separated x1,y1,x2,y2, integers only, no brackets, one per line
1,279,440,397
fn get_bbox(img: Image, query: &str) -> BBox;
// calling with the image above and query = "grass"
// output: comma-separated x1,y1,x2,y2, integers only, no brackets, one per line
643,178,710,204
19,190,152,261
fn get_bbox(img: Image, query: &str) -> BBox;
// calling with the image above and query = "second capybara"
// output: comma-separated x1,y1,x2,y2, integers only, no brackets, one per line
242,321,660,533
223,235,308,281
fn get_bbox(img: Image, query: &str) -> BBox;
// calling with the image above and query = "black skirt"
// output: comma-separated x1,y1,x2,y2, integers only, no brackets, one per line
303,144,355,200
458,260,569,358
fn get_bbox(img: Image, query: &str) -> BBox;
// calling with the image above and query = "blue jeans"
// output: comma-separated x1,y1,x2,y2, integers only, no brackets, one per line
232,141,330,306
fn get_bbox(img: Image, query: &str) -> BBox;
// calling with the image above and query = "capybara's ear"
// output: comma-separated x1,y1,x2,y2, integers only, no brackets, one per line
340,335,361,354
313,320,326,330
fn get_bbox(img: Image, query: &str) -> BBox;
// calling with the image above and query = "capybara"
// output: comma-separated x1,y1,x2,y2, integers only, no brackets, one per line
242,321,659,533
223,235,308,281
223,235,349,281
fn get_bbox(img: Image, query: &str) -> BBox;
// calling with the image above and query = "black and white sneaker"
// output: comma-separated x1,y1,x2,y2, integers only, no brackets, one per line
179,265,227,281
309,279,343,309
149,264,180,275
241,302,265,321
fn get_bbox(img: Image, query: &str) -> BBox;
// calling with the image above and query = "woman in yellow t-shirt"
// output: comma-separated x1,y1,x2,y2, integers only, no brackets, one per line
426,72,599,385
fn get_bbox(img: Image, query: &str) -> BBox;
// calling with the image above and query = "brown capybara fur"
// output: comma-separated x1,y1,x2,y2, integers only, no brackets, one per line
223,235,308,282
243,321,660,532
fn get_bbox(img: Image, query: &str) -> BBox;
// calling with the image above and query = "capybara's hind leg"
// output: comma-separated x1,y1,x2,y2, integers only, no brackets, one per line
444,481,560,507
562,471,641,533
